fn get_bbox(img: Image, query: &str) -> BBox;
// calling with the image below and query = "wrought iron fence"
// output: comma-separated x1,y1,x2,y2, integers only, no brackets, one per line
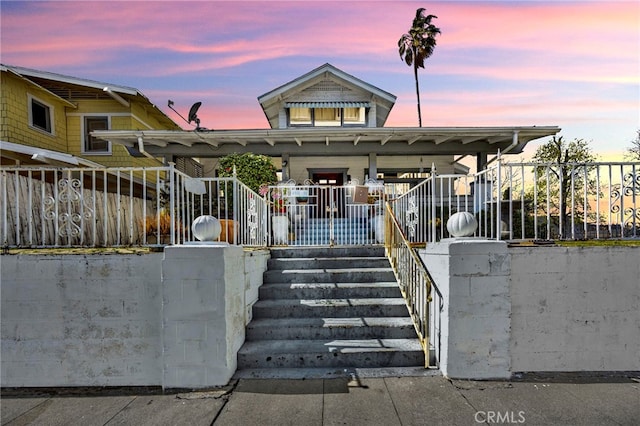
3,161,637,248
263,179,387,246
384,202,441,368
0,164,267,248
389,161,640,243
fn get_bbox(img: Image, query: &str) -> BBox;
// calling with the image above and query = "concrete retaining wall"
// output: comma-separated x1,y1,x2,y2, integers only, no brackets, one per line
0,248,270,388
510,246,640,372
1,253,164,387
421,242,639,379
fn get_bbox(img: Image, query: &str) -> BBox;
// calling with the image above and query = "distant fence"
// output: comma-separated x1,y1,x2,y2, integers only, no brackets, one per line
1,165,267,248
389,161,640,243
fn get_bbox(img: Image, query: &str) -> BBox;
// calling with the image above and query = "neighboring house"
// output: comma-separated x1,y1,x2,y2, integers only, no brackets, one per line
95,63,560,186
0,64,184,169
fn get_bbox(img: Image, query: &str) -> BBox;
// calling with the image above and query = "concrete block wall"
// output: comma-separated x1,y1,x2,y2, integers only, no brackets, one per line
421,239,512,379
162,245,245,388
421,241,639,379
1,247,270,388
243,249,270,324
1,253,164,387
510,246,640,372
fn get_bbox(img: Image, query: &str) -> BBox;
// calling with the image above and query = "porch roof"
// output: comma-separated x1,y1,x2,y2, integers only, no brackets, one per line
0,140,103,167
93,126,560,158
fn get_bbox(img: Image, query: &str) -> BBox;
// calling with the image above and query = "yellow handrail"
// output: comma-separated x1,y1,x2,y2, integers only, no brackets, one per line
383,201,439,367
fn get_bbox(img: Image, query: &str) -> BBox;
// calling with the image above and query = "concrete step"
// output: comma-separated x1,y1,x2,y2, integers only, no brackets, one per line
235,245,424,374
267,257,389,270
269,247,385,258
237,338,424,369
246,317,417,340
259,282,401,299
252,298,410,318
263,268,396,284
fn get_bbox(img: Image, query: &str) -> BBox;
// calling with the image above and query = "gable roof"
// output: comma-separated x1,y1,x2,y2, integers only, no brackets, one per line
1,64,180,129
2,64,140,95
258,63,397,128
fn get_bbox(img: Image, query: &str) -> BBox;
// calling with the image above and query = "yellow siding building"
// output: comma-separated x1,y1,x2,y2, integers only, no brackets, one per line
1,64,182,168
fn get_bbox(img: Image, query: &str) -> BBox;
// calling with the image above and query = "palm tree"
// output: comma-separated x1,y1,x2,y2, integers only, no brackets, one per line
398,8,441,127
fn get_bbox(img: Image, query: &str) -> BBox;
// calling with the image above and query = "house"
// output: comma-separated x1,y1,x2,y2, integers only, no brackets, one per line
95,63,560,186
0,64,185,170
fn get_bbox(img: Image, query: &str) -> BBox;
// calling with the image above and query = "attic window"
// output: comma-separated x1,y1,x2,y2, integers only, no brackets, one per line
290,107,311,125
286,102,368,127
28,95,54,134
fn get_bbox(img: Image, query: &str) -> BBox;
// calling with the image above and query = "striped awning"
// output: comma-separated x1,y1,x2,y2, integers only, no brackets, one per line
285,102,370,108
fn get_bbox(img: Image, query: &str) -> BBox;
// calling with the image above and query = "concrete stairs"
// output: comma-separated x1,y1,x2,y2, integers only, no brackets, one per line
235,246,425,377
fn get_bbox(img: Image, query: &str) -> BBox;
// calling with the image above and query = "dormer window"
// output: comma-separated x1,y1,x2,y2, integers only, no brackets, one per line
344,107,366,125
290,107,312,125
286,103,368,127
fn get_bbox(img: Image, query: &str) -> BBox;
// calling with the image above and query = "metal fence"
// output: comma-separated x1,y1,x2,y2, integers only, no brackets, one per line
390,161,640,243
3,161,638,248
263,179,387,246
1,164,267,248
384,202,442,368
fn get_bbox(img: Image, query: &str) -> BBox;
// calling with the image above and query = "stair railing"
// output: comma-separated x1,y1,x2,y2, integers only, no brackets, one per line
384,201,442,368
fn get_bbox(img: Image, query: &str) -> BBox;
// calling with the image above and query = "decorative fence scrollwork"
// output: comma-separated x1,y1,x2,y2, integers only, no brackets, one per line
44,177,94,241
611,170,640,234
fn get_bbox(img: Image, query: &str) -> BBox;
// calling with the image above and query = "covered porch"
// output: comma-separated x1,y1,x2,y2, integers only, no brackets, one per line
94,126,560,183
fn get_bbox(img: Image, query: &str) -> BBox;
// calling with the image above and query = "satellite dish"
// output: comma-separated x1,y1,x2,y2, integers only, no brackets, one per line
167,100,207,130
188,102,202,124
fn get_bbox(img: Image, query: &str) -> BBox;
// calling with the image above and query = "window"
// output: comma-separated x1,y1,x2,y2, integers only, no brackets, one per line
343,107,365,125
314,108,341,126
290,107,312,125
84,116,110,153
28,95,54,134
288,107,366,127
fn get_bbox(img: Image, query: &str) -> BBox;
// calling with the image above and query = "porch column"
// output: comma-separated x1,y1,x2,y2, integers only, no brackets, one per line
476,152,488,173
281,154,290,181
368,153,377,180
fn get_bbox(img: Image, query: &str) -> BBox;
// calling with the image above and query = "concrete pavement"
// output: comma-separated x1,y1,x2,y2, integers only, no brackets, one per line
2,372,639,426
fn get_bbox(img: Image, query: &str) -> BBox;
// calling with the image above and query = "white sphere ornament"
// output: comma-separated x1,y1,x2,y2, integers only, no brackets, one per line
191,215,221,241
446,212,478,237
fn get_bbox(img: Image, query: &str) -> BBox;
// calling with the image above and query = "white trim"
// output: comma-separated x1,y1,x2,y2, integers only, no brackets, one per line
103,87,130,107
0,140,103,167
27,93,56,136
81,115,112,155
68,112,155,130
6,65,139,95
130,113,156,130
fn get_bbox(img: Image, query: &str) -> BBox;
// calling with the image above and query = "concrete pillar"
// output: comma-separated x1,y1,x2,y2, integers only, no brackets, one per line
368,153,377,179
420,239,511,379
161,245,245,389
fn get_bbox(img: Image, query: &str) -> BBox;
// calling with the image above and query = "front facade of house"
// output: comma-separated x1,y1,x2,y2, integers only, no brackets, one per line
252,63,464,186
0,64,182,168
96,63,560,187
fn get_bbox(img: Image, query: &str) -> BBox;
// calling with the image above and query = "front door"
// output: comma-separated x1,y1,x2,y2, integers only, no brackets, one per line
312,172,344,218
312,172,344,186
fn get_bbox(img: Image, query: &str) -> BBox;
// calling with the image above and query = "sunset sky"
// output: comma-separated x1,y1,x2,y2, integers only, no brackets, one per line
2,0,638,159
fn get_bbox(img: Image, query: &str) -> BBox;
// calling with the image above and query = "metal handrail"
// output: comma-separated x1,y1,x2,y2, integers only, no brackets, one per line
384,201,442,368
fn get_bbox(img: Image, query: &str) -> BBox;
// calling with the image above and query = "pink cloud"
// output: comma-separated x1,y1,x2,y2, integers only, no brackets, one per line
4,1,636,84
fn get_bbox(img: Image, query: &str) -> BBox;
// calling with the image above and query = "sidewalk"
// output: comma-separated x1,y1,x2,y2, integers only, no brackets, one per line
2,373,639,425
